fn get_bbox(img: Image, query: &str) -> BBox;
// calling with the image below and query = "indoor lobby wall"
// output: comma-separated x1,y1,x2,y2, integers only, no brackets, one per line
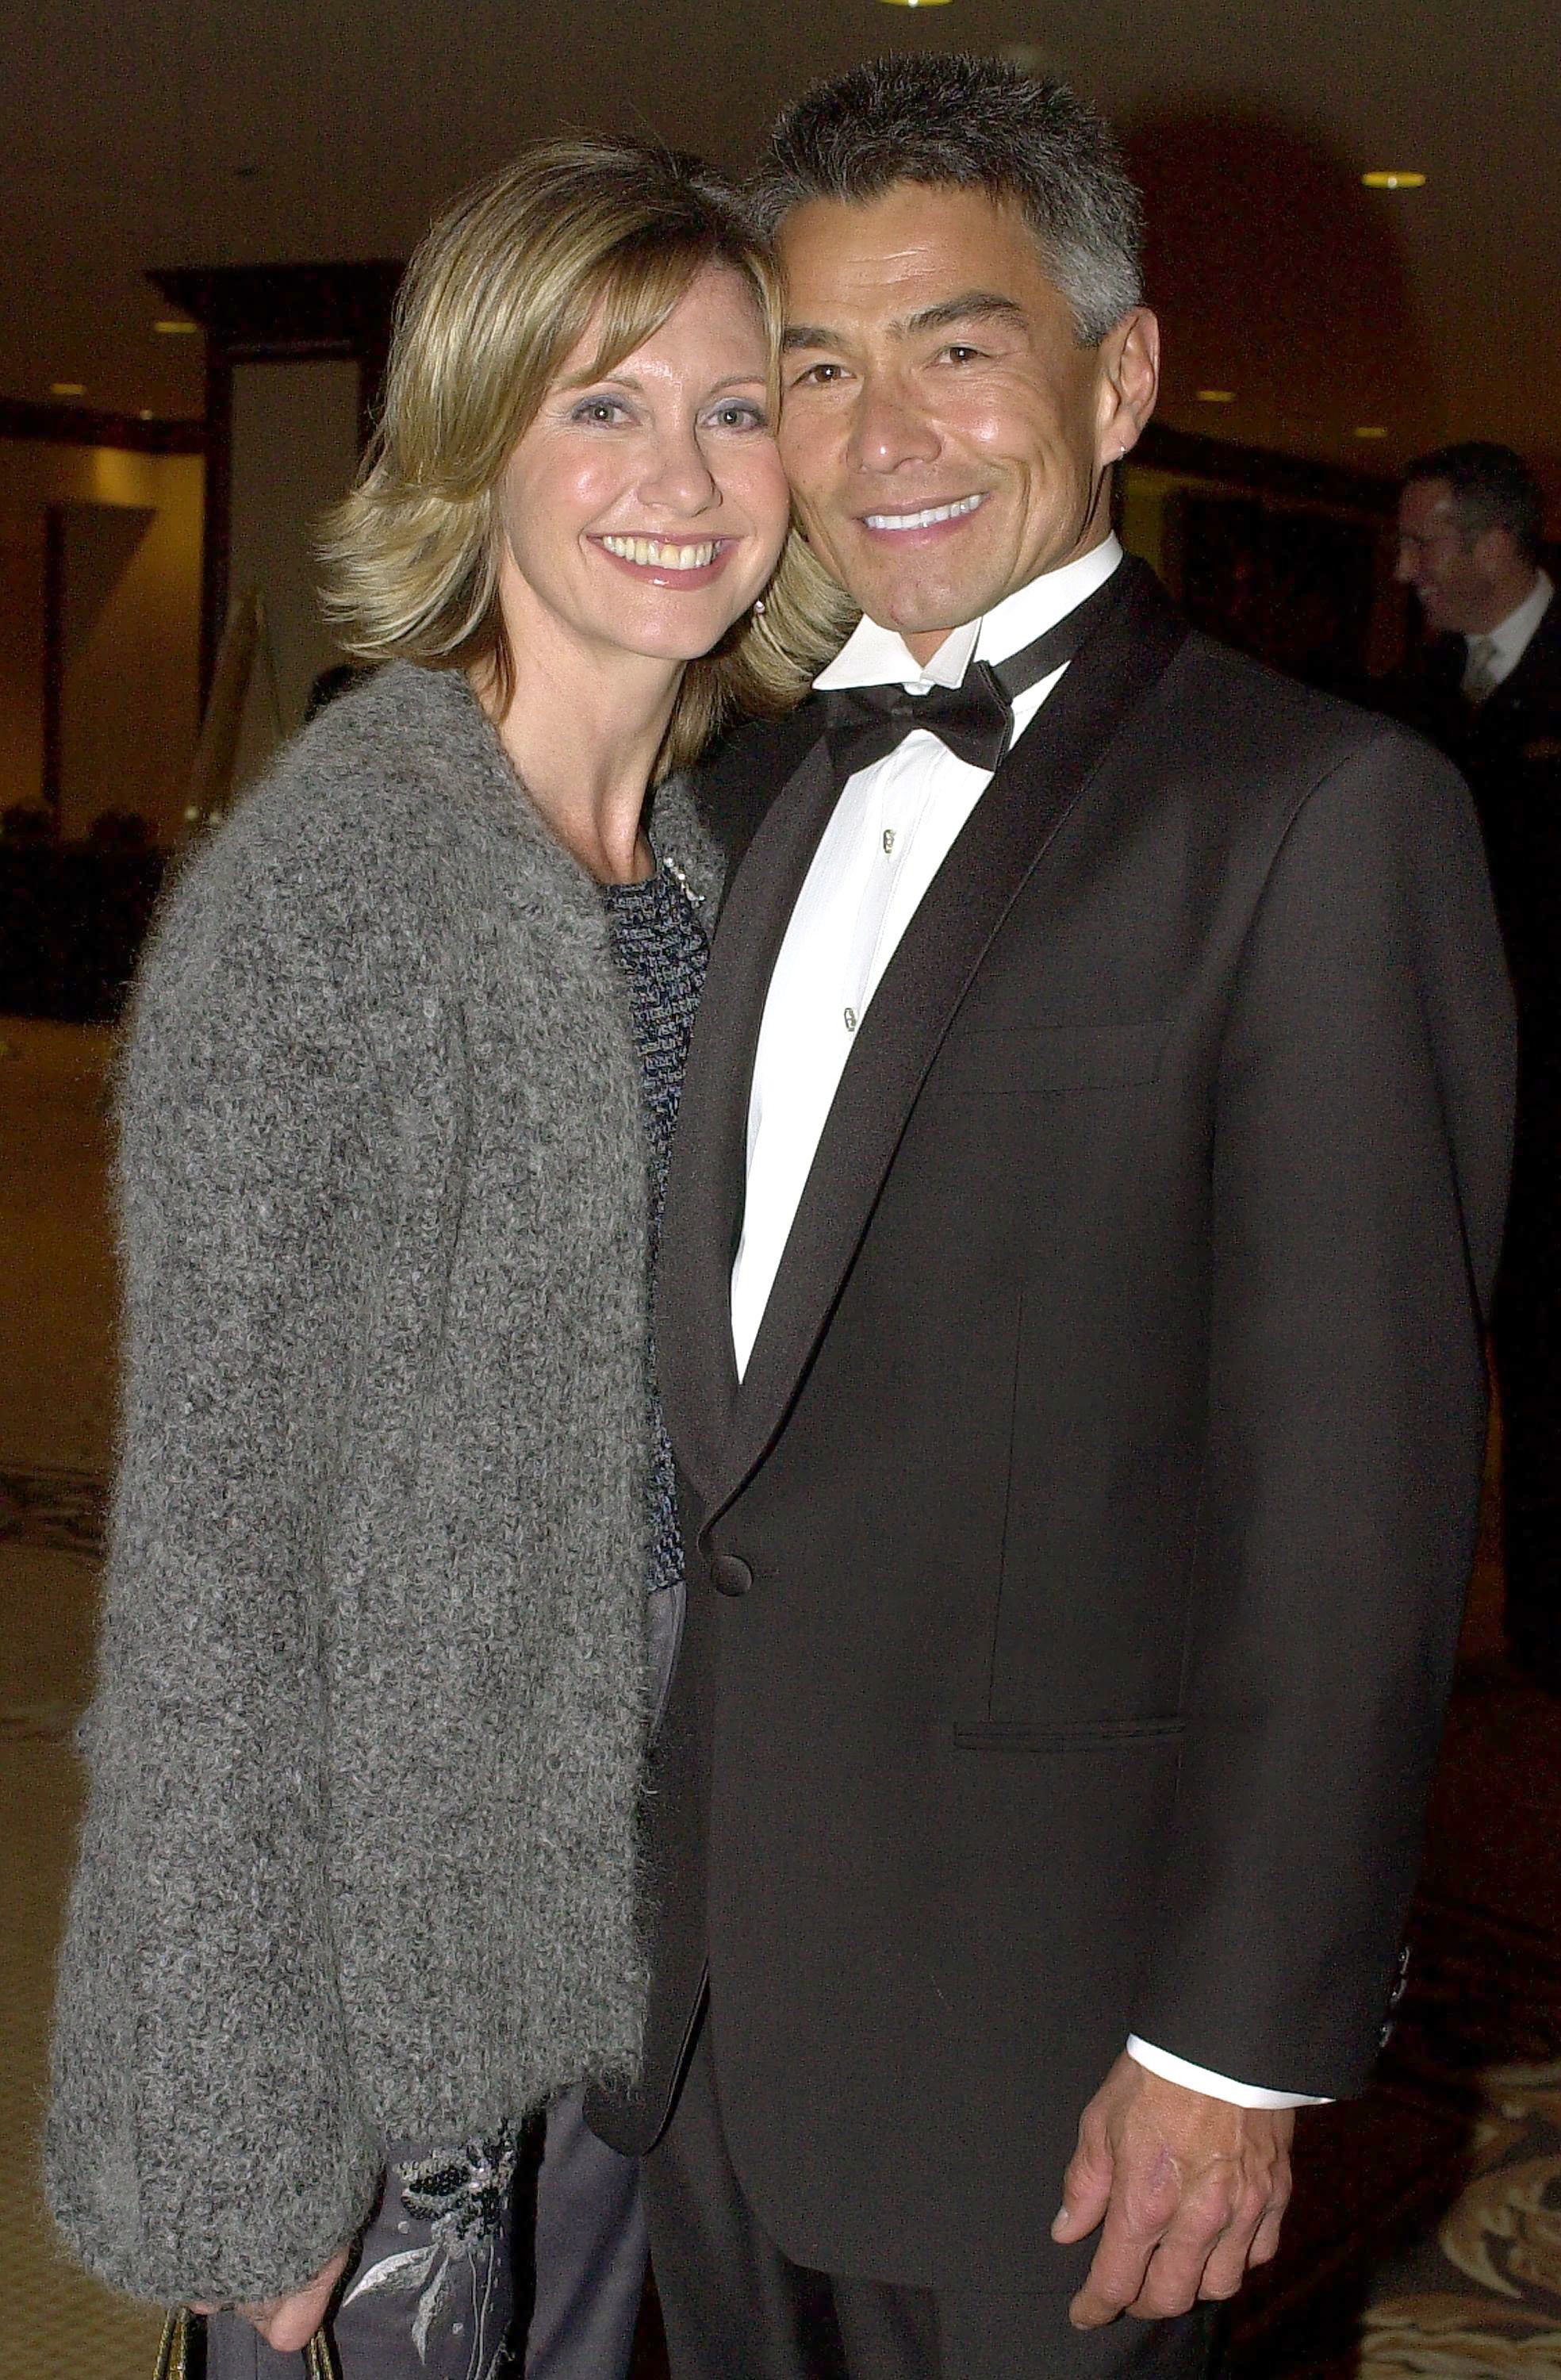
0,534,44,820
0,438,202,843
1122,459,1403,681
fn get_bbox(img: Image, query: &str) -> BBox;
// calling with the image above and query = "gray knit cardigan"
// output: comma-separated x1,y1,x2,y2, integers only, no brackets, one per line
45,661,723,2305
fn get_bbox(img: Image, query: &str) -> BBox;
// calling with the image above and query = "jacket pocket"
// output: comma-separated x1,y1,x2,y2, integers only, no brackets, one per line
939,1020,1164,1095
951,1716,1185,1752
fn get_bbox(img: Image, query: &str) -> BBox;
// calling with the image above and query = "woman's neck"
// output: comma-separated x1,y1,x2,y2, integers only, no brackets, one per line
471,615,683,887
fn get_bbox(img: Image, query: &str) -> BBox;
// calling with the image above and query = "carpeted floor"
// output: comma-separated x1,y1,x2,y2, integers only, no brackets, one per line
6,1016,1561,2378
1223,1524,1561,2378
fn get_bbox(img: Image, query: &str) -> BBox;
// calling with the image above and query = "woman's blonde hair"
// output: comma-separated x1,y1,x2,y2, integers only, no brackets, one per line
320,136,853,774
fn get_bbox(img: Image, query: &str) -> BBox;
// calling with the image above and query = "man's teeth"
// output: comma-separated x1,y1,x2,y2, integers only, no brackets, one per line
863,494,984,532
600,536,719,569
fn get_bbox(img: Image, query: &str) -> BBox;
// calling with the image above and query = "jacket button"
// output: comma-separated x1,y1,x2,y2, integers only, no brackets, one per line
710,1553,753,1597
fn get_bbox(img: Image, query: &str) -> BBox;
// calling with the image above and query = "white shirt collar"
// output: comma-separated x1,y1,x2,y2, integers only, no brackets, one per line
1474,570,1554,668
814,536,1125,694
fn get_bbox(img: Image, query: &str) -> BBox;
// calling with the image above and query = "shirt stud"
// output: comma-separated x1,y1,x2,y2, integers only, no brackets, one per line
844,1007,858,1033
883,828,896,855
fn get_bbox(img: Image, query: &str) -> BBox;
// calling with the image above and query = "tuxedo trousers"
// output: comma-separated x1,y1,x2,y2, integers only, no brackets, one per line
643,2017,1224,2380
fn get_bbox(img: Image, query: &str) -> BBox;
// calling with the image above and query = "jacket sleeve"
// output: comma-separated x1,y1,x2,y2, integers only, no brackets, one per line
44,818,387,2303
1130,727,1514,2098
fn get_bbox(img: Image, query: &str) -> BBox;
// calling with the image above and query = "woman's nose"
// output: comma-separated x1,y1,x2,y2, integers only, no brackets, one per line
639,424,720,516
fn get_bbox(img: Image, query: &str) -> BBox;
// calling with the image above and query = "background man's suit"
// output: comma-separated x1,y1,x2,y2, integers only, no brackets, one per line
590,562,1513,2342
1399,597,1561,1676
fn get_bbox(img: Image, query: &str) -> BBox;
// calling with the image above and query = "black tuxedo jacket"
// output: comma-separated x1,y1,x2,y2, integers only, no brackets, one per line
590,562,1514,2292
1407,597,1561,1038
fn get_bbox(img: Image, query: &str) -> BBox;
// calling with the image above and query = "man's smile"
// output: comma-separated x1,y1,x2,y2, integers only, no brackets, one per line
857,493,988,538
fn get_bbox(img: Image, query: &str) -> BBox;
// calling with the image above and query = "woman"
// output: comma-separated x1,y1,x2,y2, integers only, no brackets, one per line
45,138,843,2380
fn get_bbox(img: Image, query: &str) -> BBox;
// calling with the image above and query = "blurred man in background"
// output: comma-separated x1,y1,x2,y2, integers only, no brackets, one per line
1396,443,1561,1692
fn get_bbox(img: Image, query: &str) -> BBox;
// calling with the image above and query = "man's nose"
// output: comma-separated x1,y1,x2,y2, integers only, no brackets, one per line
1393,544,1417,586
847,376,940,474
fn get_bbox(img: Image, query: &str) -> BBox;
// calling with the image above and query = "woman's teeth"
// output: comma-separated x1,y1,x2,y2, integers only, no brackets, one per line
863,495,984,532
600,536,720,569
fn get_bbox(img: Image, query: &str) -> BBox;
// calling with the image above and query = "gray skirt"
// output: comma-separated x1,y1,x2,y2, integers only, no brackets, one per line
205,2091,645,2380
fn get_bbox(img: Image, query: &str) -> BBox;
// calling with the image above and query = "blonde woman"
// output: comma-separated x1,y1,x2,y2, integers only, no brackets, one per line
46,139,842,2380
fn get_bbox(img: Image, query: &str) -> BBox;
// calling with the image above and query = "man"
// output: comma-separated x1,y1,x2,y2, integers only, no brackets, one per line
588,56,1513,2380
1394,445,1561,1693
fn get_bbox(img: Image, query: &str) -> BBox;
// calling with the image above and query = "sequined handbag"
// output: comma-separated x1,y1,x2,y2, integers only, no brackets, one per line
153,2307,339,2378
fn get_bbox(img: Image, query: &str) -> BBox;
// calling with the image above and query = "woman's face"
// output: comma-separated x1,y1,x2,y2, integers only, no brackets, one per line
492,264,789,674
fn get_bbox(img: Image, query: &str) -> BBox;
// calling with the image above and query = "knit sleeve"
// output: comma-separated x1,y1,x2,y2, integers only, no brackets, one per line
44,812,389,2304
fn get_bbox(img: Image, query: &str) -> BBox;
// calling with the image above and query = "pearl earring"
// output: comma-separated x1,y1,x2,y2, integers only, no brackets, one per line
753,595,767,616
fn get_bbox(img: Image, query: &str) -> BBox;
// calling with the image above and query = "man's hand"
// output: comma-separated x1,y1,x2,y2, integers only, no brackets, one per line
193,2244,351,2353
1052,2055,1293,2328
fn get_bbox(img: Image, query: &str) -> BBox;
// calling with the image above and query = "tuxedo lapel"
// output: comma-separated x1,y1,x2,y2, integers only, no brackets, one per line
708,559,1188,1524
656,727,840,1510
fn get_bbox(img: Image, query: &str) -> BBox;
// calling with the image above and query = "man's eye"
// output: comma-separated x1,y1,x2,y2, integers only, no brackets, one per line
791,361,846,388
942,344,985,364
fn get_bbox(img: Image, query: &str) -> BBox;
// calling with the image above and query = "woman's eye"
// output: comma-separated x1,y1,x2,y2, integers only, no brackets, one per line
571,397,628,425
709,401,768,432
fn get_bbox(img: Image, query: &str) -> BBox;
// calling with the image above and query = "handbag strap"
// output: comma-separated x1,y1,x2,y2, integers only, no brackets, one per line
154,2310,339,2378
151,2310,190,2380
307,2328,341,2380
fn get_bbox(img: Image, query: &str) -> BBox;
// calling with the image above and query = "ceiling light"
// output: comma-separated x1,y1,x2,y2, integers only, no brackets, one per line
878,1,955,9
139,409,154,421
154,318,198,335
1354,425,1389,440
51,381,86,397
1361,171,1425,190
1195,390,1236,404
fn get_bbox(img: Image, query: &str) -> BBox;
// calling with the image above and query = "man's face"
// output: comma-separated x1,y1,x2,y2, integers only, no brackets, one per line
775,183,1158,662
1394,478,1494,636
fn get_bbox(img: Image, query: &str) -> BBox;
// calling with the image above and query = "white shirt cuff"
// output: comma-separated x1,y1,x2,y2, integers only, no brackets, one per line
1126,2036,1331,2109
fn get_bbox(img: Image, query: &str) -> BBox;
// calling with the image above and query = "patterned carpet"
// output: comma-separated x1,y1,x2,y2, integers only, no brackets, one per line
1227,1603,1561,2378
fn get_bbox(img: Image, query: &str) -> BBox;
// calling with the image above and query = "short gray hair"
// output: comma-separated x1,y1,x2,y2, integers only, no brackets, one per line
751,53,1144,346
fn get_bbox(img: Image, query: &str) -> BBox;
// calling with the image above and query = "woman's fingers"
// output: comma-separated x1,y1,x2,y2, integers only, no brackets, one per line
243,2244,352,2352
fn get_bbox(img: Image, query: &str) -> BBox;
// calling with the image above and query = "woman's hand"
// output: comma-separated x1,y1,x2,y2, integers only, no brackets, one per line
193,2244,351,2352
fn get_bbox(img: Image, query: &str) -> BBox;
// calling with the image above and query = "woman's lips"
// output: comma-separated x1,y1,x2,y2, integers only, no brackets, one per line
592,533,735,588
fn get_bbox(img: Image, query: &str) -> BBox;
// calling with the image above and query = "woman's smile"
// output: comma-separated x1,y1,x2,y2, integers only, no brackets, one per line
593,532,736,586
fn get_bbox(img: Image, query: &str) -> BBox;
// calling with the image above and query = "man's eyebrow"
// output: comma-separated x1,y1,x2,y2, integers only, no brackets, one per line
899,292,1027,336
781,292,1026,352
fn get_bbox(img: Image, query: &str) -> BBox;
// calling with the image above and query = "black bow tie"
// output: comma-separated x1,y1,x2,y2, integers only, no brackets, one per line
820,566,1122,785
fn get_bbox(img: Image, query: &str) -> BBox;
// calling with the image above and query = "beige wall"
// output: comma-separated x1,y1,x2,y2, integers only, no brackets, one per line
0,437,201,843
227,359,360,795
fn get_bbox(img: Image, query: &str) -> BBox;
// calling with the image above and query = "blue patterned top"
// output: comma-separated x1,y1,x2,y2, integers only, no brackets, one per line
601,862,710,1607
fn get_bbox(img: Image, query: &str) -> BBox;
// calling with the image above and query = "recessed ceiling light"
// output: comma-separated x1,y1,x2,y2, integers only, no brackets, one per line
51,381,86,397
1354,425,1389,440
1195,389,1236,404
1361,171,1425,190
154,318,198,335
139,409,154,421
878,1,954,9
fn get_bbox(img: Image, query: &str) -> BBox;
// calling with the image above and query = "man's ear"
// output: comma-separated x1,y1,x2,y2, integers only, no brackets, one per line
1097,308,1160,466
